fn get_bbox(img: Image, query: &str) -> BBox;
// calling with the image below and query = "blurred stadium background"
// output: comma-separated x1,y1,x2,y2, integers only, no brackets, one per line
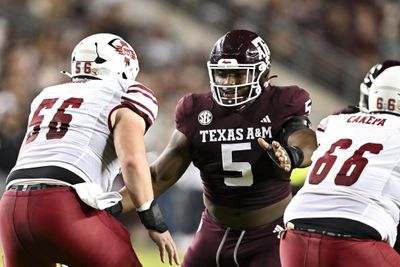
0,0,399,266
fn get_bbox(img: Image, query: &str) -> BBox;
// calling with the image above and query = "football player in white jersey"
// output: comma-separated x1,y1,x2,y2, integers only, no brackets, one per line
279,66,400,267
0,33,180,267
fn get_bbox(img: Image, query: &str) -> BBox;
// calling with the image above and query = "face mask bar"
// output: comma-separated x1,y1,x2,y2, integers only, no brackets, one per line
207,62,264,107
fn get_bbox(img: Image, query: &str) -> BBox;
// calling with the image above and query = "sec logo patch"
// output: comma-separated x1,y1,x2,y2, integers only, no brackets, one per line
198,110,213,125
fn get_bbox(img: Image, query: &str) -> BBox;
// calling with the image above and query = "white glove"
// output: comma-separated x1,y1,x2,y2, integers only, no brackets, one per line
72,183,122,210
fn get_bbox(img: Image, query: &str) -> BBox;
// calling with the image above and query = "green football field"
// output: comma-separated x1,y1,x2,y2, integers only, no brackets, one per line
0,246,184,267
136,246,184,267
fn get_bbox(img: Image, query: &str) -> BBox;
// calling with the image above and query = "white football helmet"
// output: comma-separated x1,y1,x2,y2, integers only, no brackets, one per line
359,60,400,112
70,33,139,80
368,66,400,116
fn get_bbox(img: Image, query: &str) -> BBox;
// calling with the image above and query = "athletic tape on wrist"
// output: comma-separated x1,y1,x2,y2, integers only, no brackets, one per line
136,199,153,212
137,200,168,233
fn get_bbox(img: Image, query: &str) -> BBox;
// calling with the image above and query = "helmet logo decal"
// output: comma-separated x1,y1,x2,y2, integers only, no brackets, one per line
198,110,213,125
364,63,382,86
218,59,239,65
251,37,270,60
108,38,137,67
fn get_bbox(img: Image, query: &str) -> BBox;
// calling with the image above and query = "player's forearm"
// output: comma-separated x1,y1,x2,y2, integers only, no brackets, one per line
119,163,169,234
121,161,154,210
150,164,180,197
116,164,178,213
118,187,136,213
287,128,317,167
149,129,192,197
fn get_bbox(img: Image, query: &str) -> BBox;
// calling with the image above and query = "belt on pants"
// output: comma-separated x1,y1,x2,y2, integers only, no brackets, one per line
287,222,381,240
8,183,67,191
293,226,354,238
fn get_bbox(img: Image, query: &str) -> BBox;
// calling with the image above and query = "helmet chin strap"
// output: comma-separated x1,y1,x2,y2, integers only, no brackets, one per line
233,99,256,112
263,74,277,87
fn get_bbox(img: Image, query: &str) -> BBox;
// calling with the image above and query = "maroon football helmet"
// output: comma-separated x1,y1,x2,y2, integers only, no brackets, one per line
207,30,271,107
359,59,400,112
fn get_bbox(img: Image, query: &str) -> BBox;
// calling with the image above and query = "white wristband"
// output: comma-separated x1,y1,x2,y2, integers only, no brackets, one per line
136,199,153,212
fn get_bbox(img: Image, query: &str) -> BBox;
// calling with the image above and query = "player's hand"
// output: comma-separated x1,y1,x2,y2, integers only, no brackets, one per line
258,138,291,172
148,230,180,265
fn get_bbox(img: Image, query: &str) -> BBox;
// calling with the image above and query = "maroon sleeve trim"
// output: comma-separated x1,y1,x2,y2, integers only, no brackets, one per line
126,88,158,105
121,96,156,122
108,104,153,133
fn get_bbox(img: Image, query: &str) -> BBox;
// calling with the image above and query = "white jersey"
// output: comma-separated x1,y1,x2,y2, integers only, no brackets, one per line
11,77,157,192
285,112,400,246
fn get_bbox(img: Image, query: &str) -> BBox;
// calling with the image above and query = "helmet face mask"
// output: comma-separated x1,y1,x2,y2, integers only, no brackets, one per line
207,30,271,107
209,62,261,106
71,33,139,81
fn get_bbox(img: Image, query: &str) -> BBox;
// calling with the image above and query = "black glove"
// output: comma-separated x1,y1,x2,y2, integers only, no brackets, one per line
105,201,123,217
137,200,169,233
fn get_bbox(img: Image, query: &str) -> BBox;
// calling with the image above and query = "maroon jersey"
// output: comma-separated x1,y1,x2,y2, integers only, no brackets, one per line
176,85,311,209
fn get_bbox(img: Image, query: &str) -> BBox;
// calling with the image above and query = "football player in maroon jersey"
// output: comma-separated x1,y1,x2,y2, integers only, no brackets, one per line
120,29,318,267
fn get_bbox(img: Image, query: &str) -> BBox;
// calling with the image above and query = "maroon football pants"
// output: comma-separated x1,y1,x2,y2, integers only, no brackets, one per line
0,187,141,267
182,210,282,267
280,230,400,267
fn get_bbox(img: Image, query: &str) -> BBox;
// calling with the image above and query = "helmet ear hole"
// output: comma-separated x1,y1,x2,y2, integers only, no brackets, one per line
258,63,267,72
122,73,127,79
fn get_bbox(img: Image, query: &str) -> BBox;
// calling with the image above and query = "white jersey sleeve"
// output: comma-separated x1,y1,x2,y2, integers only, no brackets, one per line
121,82,158,132
12,77,158,192
284,112,400,246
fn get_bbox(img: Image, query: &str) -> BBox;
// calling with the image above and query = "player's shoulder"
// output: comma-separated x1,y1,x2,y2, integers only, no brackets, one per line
119,80,158,127
268,84,310,100
176,91,213,117
41,81,70,92
333,105,360,115
178,91,213,106
263,85,311,117
317,112,361,133
124,81,157,103
126,81,155,94
33,82,70,101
